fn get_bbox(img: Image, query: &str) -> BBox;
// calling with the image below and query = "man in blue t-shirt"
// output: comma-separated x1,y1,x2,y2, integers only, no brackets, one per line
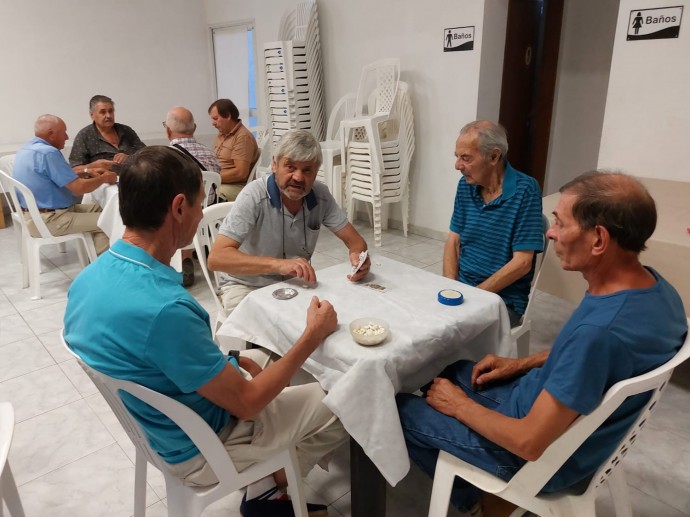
443,120,544,326
64,146,347,517
13,114,117,254
400,171,687,515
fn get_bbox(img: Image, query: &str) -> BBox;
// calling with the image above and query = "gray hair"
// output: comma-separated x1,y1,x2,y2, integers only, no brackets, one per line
460,120,509,160
89,95,114,113
34,114,60,135
165,107,196,135
273,129,322,168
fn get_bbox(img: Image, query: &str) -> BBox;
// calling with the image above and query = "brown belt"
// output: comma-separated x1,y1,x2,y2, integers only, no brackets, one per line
22,207,58,214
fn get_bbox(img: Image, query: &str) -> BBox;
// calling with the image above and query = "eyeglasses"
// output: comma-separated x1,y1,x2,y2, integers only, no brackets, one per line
162,121,167,128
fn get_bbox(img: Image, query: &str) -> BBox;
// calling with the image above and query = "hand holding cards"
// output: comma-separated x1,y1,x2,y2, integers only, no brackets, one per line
351,250,368,275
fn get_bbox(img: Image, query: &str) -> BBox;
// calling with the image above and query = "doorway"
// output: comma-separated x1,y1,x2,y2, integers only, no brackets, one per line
498,0,564,188
211,23,258,127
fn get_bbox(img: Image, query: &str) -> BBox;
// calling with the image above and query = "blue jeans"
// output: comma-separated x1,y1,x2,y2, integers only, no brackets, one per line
396,360,525,512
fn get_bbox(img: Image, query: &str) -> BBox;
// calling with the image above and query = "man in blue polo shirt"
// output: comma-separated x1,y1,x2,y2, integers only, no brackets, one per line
209,129,371,312
13,114,117,254
443,120,544,326
400,171,687,515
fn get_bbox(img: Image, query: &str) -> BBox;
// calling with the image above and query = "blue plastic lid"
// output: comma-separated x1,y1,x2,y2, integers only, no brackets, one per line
438,289,464,306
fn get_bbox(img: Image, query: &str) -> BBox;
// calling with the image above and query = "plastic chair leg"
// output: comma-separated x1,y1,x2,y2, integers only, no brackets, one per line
28,243,41,300
607,468,632,517
19,233,29,289
516,330,530,358
1,461,26,517
401,183,410,237
133,451,147,517
427,457,455,517
283,447,309,517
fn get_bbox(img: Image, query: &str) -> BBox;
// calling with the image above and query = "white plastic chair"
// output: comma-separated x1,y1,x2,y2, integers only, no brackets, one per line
247,129,274,183
319,93,356,206
0,155,24,276
192,202,245,343
0,171,97,299
61,334,308,517
343,81,415,246
0,402,25,517
512,214,551,357
428,321,690,517
201,171,221,209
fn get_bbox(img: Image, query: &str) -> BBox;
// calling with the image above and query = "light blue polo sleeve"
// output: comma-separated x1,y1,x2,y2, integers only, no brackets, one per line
45,148,79,188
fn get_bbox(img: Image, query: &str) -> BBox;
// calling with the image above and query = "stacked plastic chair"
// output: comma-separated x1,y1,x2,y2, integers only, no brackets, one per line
264,0,325,149
318,93,357,206
341,76,415,247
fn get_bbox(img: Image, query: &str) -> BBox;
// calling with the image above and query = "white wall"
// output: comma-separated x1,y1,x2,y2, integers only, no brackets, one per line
598,0,690,181
203,0,504,237
544,0,619,194
0,0,216,153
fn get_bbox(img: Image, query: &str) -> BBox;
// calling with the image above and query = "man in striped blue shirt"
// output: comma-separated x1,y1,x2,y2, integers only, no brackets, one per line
443,121,544,326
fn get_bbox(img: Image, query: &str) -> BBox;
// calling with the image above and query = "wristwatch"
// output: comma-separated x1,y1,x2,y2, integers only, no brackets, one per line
84,167,88,175
228,350,241,362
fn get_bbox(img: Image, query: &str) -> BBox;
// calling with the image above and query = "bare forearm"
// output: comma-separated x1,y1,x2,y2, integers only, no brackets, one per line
208,248,283,276
477,252,533,294
67,175,113,196
442,239,459,279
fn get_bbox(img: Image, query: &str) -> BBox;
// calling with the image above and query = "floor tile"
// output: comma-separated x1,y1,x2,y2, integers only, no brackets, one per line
18,443,159,517
0,335,55,381
37,329,73,364
0,313,36,348
21,300,68,335
10,399,115,485
59,358,100,397
0,364,81,422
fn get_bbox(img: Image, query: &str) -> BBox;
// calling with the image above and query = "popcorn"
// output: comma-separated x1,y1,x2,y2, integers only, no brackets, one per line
353,322,386,336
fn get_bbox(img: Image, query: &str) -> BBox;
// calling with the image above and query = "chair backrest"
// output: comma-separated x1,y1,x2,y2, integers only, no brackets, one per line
247,130,274,183
354,58,400,118
0,154,16,175
0,170,57,239
326,93,357,142
201,170,221,208
61,333,240,484
518,214,551,324
193,202,235,312
507,322,690,497
248,126,270,149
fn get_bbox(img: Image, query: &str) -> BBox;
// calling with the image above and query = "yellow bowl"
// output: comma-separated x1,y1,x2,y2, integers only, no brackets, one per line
349,318,390,346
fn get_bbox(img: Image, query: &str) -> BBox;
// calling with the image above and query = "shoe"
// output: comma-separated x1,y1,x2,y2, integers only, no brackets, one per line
182,258,195,287
240,492,327,517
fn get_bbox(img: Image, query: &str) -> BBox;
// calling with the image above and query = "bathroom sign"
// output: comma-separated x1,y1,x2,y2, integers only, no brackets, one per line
444,26,475,52
627,6,683,40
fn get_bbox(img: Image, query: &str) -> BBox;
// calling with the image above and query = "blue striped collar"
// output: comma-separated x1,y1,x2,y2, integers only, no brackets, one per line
267,173,318,210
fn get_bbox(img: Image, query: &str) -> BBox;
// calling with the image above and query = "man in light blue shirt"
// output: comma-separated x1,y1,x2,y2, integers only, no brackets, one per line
13,114,117,253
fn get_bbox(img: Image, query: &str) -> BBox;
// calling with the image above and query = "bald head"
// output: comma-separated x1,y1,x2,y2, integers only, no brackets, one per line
560,171,656,253
165,107,196,136
34,114,69,150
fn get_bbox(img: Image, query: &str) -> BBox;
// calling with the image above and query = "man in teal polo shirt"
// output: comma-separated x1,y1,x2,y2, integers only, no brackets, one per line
443,120,544,326
64,146,346,516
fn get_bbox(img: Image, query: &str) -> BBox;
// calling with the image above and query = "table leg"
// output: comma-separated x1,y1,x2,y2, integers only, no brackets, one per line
350,438,387,517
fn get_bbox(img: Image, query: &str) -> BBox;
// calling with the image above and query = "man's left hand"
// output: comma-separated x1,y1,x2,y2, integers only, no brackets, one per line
113,153,129,164
347,252,370,282
426,377,468,419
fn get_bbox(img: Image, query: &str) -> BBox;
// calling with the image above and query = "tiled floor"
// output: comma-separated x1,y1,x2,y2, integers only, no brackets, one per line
1,220,689,516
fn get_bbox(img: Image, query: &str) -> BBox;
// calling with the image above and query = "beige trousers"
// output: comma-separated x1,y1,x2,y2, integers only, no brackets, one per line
219,283,259,312
218,183,245,202
25,203,109,254
168,348,347,486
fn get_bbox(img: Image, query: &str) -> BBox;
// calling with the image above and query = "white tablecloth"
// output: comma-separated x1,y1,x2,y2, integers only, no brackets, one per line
217,255,513,485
